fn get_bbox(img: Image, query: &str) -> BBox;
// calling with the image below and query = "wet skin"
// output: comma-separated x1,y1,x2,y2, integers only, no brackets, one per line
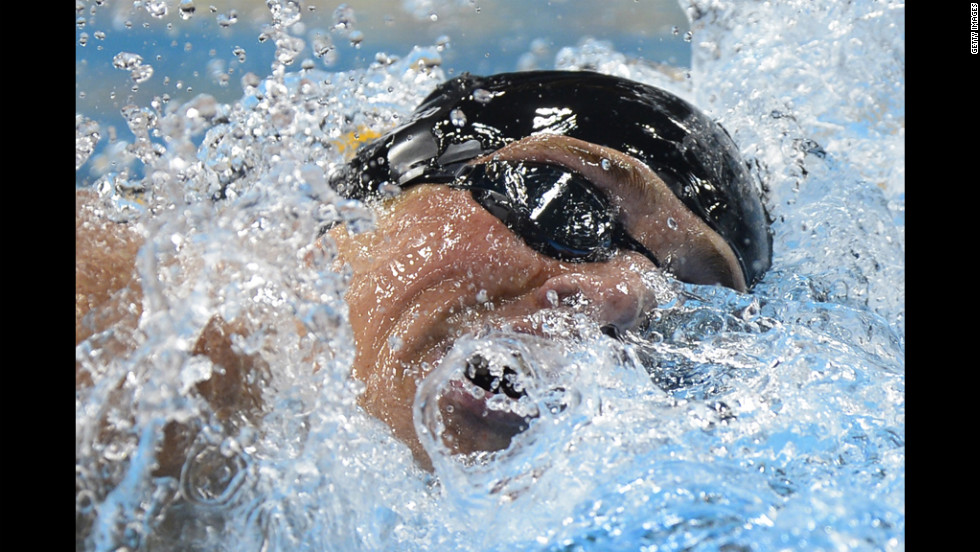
329,134,746,468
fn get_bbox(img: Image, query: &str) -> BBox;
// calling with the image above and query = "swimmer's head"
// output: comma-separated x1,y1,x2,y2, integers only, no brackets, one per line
333,70,772,288
327,71,772,466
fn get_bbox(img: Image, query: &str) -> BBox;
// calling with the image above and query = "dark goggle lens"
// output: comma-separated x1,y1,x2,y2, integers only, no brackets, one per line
456,162,619,262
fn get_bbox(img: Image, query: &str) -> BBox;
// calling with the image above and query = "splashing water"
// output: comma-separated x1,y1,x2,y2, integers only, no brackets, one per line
75,1,904,551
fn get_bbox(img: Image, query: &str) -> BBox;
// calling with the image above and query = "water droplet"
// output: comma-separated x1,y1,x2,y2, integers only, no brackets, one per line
233,46,246,63
600,158,611,170
333,4,356,31
207,58,228,86
76,489,96,514
271,0,303,28
220,437,242,458
684,31,693,42
545,289,559,307
349,30,364,48
429,13,439,22
241,72,260,90
131,64,154,84
94,31,105,40
388,335,404,351
178,0,196,20
112,52,143,71
672,26,680,36
79,32,89,47
472,88,492,104
76,115,101,170
436,35,450,51
449,108,466,127
113,52,154,84
217,11,238,28
121,104,156,135
274,35,305,66
144,0,168,18
312,32,334,58
476,289,489,303
667,217,678,230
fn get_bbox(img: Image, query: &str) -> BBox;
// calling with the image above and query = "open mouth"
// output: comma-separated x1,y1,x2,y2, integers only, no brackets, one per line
414,316,606,461
432,352,538,454
425,336,587,458
416,335,551,457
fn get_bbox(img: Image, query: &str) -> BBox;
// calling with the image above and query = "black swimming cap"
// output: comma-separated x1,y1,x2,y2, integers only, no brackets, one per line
332,70,772,287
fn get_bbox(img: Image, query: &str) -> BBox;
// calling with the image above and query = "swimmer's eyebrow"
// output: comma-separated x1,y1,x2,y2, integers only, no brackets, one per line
475,134,662,206
558,142,653,200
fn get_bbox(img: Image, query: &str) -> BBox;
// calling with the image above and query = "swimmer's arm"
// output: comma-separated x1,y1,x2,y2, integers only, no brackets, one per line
75,191,266,401
76,190,267,476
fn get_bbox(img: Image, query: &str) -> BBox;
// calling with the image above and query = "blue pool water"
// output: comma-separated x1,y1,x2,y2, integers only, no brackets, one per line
75,1,904,551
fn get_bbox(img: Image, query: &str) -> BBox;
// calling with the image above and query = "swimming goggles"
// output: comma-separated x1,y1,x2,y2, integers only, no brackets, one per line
331,70,771,286
451,160,661,266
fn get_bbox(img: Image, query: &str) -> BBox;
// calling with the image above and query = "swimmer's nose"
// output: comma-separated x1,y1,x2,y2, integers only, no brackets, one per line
534,269,656,333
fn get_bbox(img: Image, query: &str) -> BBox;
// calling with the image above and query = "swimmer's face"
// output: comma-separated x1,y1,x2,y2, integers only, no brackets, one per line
329,135,745,468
